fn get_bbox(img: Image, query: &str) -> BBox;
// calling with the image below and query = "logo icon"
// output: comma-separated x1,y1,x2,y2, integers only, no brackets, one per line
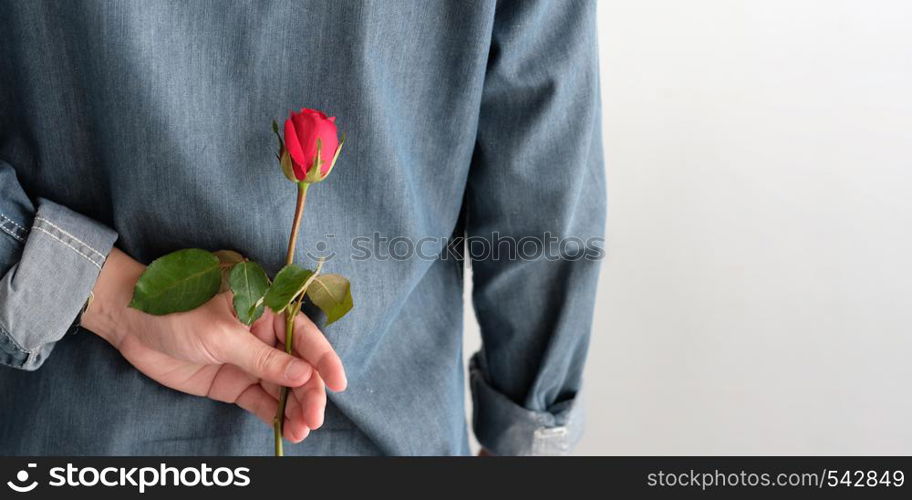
7,463,38,493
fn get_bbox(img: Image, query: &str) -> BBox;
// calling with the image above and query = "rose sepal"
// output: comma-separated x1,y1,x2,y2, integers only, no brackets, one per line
301,139,325,184
300,134,345,185
319,133,345,182
279,149,297,183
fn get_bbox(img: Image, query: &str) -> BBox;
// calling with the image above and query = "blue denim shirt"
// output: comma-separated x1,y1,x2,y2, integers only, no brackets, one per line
0,0,604,456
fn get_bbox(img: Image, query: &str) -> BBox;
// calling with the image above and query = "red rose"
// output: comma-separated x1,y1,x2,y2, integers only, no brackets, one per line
283,108,342,183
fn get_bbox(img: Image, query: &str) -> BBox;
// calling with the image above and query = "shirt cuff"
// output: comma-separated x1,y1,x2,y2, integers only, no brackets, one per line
0,199,117,370
469,353,585,456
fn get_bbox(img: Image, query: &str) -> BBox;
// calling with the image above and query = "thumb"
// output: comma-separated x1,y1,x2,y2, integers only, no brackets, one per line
215,327,314,387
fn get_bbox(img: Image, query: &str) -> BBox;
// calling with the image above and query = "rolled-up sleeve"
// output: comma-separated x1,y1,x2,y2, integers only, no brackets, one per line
0,160,118,370
466,0,605,455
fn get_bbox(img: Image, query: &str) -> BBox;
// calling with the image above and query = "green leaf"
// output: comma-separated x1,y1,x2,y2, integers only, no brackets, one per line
264,264,314,312
229,261,270,325
130,249,221,315
306,274,353,325
214,249,245,292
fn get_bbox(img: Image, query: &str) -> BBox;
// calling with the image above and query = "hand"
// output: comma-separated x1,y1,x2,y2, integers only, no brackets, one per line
81,248,347,443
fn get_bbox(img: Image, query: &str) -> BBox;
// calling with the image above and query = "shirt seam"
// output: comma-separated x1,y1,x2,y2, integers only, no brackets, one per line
31,225,103,269
0,212,28,242
0,322,33,354
33,216,106,260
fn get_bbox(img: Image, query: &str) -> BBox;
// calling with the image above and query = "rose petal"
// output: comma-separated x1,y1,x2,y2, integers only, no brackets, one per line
284,116,307,180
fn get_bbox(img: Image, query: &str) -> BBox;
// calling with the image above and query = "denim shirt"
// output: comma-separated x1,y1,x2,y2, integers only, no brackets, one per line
0,0,604,456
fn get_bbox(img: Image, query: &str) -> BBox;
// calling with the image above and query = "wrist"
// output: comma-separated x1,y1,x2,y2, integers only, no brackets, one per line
80,247,145,347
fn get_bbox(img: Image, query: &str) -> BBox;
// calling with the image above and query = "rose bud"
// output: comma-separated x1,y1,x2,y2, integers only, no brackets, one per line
283,108,344,184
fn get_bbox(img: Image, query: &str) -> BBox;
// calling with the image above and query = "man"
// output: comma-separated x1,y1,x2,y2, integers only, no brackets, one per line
0,0,604,455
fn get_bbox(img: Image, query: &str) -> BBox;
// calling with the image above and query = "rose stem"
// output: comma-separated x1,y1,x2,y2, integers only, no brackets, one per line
274,181,309,456
285,182,309,267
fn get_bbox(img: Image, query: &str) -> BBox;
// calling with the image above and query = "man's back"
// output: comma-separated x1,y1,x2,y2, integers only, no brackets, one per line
0,1,603,455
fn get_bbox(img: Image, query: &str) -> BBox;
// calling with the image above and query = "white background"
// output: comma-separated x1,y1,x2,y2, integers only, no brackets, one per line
465,0,912,455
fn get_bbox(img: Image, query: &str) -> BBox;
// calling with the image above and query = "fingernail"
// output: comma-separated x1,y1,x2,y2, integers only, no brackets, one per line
285,360,312,383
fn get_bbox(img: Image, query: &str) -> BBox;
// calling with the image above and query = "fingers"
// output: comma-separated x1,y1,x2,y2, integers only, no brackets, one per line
273,311,348,392
236,384,309,443
215,327,314,388
235,384,278,426
294,371,327,430
262,381,311,443
283,393,310,443
241,308,339,441
207,364,258,403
